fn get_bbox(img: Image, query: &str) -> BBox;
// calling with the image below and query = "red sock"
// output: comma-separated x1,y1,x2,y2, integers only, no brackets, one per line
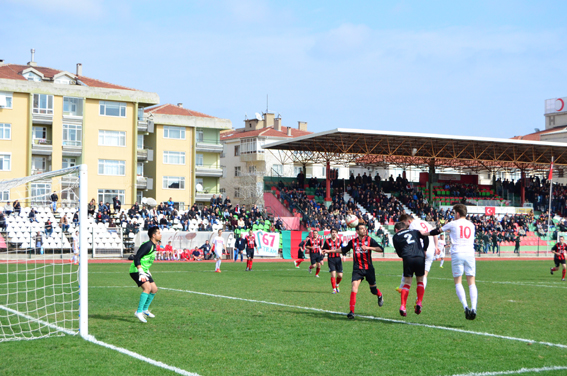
349,292,357,313
336,276,342,285
316,267,321,276
552,267,558,271
331,277,336,289
401,284,410,308
247,260,251,269
296,259,304,265
249,260,253,270
416,282,424,305
309,265,313,270
563,269,566,279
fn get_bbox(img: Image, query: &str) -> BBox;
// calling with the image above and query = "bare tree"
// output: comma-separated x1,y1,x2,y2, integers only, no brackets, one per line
224,169,265,207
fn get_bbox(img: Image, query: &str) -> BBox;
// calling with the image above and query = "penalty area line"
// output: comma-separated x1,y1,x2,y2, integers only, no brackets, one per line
159,287,567,350
450,365,567,376
85,335,200,376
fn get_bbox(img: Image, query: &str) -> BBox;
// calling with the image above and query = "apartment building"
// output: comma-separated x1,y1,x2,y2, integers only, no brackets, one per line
143,104,231,208
0,58,160,206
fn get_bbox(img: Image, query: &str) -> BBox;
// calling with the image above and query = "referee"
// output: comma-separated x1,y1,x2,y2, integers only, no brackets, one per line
392,221,429,317
129,226,161,323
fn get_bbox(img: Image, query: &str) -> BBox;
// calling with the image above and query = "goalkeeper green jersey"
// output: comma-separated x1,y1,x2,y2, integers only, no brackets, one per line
129,240,156,273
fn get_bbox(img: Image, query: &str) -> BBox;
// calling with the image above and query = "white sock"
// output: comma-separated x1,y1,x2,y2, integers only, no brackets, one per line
440,260,444,267
215,259,220,270
423,276,428,289
455,283,468,309
218,259,222,269
399,275,405,289
469,284,478,310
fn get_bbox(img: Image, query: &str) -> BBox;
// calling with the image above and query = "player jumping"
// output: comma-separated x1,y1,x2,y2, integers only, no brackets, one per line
550,236,566,281
245,229,256,271
129,226,161,323
392,222,429,316
322,228,343,293
341,223,385,319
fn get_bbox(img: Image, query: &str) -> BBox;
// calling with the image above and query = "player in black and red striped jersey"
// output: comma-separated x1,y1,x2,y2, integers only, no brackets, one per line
245,230,256,271
305,231,324,277
550,236,566,281
341,223,385,319
322,228,344,293
294,240,307,268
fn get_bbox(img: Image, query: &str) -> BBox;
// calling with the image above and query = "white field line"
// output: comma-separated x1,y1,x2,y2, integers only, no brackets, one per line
85,335,200,376
451,365,567,375
150,286,567,349
0,304,76,336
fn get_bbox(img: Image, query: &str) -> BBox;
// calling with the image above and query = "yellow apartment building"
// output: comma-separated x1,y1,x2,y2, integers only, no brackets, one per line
143,104,231,209
0,59,159,207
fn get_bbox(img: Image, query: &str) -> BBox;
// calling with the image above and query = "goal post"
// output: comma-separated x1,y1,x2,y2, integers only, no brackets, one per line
0,164,88,341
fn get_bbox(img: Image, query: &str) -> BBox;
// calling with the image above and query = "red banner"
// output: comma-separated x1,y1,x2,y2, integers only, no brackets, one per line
485,207,495,216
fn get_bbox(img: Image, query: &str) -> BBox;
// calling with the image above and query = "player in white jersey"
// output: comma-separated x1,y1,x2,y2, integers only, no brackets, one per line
435,233,446,268
396,214,438,292
429,204,477,320
213,229,225,273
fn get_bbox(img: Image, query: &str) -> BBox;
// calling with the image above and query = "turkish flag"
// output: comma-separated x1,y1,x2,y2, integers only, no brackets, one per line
485,207,495,216
549,161,554,181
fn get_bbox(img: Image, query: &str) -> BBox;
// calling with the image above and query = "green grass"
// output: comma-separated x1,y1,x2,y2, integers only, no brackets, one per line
1,260,567,375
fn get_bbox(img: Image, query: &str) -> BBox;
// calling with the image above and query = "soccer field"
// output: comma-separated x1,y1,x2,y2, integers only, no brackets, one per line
1,259,567,376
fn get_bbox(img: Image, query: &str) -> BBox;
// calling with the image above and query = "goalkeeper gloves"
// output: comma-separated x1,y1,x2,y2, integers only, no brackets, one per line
138,269,148,282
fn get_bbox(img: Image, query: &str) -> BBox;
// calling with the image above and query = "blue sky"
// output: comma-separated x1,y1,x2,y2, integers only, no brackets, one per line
3,0,567,138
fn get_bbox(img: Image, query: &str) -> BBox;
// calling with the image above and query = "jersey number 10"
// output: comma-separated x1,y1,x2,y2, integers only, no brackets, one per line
459,226,472,239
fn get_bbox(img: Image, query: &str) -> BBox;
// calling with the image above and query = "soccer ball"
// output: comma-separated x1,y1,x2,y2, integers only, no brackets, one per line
346,215,359,228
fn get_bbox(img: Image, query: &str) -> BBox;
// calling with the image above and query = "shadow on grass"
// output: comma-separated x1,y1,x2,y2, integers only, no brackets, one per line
282,290,328,294
89,314,132,323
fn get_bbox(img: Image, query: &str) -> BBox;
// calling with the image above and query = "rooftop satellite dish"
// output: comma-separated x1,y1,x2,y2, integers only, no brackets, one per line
255,112,262,121
196,183,203,192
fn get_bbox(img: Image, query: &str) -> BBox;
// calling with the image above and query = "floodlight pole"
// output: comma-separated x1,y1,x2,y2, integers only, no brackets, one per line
79,164,89,339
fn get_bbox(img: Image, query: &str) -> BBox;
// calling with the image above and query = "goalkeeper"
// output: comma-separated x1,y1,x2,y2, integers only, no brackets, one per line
129,226,161,323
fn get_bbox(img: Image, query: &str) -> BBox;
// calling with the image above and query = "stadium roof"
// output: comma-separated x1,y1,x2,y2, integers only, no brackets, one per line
264,128,567,171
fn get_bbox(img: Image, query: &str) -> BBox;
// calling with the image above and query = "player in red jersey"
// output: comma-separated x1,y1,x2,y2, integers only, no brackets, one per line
322,228,344,293
550,236,567,281
245,230,256,271
341,223,385,319
305,231,324,277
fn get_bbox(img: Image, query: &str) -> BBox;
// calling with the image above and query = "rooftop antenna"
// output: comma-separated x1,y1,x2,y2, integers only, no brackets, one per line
266,94,269,113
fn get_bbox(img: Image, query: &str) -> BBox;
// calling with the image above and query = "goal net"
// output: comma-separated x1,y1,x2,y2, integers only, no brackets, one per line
0,165,88,342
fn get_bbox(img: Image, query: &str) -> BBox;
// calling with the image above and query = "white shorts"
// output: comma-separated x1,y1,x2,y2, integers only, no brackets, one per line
215,250,223,259
436,250,445,259
451,252,476,277
424,248,435,272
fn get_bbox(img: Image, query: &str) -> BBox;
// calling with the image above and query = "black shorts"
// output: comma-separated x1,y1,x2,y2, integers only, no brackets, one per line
130,272,154,287
297,250,305,259
246,248,255,259
310,252,324,264
328,257,343,273
554,258,566,267
352,268,376,285
403,256,425,277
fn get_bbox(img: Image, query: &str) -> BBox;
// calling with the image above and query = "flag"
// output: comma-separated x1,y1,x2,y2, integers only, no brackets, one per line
485,207,495,216
549,160,554,181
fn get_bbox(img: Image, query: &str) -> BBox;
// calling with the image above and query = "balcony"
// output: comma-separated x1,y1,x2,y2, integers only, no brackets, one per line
240,152,265,162
195,190,220,202
195,164,223,177
136,176,154,190
32,112,53,125
196,139,223,153
138,119,154,133
137,148,154,162
31,139,53,155
62,141,82,157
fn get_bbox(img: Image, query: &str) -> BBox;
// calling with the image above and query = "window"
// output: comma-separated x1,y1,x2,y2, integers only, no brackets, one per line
32,126,47,140
63,124,82,146
0,92,13,109
98,160,126,176
62,158,76,169
163,126,185,139
0,123,11,139
163,176,185,189
0,190,9,201
241,138,264,154
138,107,145,121
99,130,126,146
248,165,256,174
321,166,326,177
137,162,144,176
33,94,54,115
294,166,303,176
196,153,203,166
235,166,241,177
136,191,143,204
234,187,241,198
98,189,125,205
54,76,74,85
99,101,126,117
32,156,47,174
31,183,51,204
234,145,240,156
63,97,83,117
24,71,41,82
219,188,226,194
137,134,144,150
272,164,283,176
163,151,186,165
196,129,204,142
0,154,10,171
